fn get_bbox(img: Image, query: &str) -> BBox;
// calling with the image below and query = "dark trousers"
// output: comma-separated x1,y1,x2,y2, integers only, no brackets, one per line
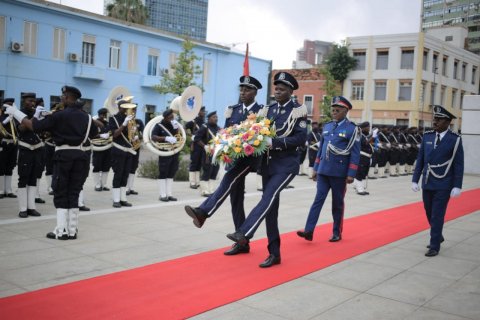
422,189,450,251
189,144,202,171
238,172,296,257
377,149,388,167
200,152,219,181
0,143,17,175
130,149,140,174
92,149,111,172
52,151,90,209
308,148,317,167
355,156,371,181
17,148,43,187
44,144,55,176
304,174,347,237
111,148,133,188
158,153,179,179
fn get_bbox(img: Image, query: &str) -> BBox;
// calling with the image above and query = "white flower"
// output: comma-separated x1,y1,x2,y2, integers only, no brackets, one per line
257,135,264,141
223,145,229,153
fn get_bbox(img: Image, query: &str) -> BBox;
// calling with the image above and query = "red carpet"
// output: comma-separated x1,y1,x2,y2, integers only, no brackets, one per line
1,189,479,319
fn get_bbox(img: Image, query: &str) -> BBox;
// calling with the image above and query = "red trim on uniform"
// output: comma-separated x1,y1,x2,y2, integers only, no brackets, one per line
333,101,351,110
315,157,320,164
349,163,358,170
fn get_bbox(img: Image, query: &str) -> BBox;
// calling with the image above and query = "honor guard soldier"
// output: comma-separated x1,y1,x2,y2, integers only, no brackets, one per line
92,108,112,191
406,127,420,175
152,109,180,201
307,121,322,178
34,98,47,204
5,86,99,239
0,98,18,198
376,125,391,178
412,105,464,257
126,117,144,195
186,106,206,189
109,99,137,208
397,126,409,175
42,102,62,196
194,111,221,196
184,75,265,256
298,96,360,242
353,121,373,195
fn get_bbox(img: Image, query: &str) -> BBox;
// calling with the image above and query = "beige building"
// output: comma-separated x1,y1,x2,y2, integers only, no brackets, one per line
343,27,480,130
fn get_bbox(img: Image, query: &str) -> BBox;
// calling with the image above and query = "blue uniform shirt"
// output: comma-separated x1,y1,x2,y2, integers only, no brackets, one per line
224,102,263,127
314,118,360,178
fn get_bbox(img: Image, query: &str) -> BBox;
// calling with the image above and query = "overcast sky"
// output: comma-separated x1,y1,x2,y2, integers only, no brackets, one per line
49,0,422,69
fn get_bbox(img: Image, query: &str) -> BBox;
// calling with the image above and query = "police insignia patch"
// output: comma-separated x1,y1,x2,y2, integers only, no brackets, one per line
299,120,307,128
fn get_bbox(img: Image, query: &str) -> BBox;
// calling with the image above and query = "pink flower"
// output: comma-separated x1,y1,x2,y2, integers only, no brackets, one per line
244,144,255,156
242,132,250,141
223,154,233,163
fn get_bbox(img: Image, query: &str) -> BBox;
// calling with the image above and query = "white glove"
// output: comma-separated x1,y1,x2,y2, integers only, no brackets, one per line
133,135,139,142
165,136,177,144
450,187,461,198
2,114,13,125
122,114,133,126
265,137,272,146
34,106,46,120
99,133,110,139
204,145,210,153
4,104,27,123
372,128,379,138
411,182,420,192
171,119,179,129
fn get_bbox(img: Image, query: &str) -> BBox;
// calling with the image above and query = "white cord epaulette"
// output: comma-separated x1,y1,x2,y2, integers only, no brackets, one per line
257,105,268,118
426,134,460,184
424,130,435,134
292,104,308,119
224,105,235,119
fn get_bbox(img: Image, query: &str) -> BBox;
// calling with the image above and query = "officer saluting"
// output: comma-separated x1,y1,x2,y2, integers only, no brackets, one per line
5,86,99,239
297,96,360,242
412,105,464,257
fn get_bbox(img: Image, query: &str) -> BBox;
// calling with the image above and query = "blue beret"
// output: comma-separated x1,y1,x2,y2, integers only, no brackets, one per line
273,72,298,90
239,75,262,90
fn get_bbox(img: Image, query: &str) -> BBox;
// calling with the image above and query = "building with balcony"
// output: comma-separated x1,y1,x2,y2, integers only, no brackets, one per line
293,40,333,69
343,27,480,130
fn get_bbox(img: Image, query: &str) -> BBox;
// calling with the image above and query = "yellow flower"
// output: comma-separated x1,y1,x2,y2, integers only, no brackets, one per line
234,147,242,153
253,140,260,146
264,119,271,125
261,128,270,135
234,139,242,146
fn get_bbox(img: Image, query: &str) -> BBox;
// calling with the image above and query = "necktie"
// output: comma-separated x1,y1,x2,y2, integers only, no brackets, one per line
332,122,338,130
435,133,440,148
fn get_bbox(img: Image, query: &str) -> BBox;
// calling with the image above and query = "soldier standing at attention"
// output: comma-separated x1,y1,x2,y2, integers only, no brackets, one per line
185,106,206,189
353,121,373,196
0,98,18,199
297,96,360,242
92,108,112,192
412,105,463,257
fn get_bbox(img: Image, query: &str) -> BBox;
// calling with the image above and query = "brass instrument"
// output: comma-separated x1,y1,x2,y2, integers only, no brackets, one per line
0,106,17,143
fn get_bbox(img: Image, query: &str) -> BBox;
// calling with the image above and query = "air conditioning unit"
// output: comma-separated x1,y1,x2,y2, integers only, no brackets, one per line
68,53,79,62
11,42,24,52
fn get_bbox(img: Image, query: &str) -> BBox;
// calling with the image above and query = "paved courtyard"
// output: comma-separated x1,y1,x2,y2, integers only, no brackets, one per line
0,157,479,319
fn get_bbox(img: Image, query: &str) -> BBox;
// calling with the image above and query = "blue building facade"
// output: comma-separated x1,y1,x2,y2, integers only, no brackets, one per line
0,0,271,125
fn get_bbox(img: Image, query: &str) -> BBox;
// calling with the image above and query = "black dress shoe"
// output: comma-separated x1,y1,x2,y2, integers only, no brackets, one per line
427,237,444,249
48,191,54,195
69,234,77,240
259,254,281,268
357,191,369,195
226,231,248,246
19,211,28,218
113,202,122,208
0,194,4,199
329,234,342,242
128,190,138,195
257,188,263,191
224,243,250,255
95,187,102,192
120,201,132,207
168,196,177,201
102,187,110,191
185,205,207,228
189,185,199,189
79,206,90,211
369,177,377,180
286,185,294,189
27,209,41,217
425,249,439,257
159,197,169,202
35,198,46,204
297,230,313,241
6,193,17,198
46,232,68,240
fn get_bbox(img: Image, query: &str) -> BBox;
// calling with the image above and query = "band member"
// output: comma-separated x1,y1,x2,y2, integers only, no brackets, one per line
406,127,420,175
184,75,265,256
377,125,390,178
109,100,136,208
0,98,18,199
187,72,308,268
412,105,464,257
92,108,111,192
126,117,144,195
353,122,373,195
43,103,63,196
5,86,99,239
152,109,179,201
307,121,322,178
186,106,206,189
194,111,221,197
34,98,47,204
297,96,360,242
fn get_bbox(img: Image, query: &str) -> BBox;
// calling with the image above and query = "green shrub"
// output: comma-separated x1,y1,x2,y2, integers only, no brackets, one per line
137,155,189,181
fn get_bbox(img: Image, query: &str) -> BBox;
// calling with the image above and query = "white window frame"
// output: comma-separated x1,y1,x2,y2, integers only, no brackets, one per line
52,27,65,60
82,34,95,65
400,48,414,69
351,81,365,101
24,21,37,55
353,51,366,70
109,40,121,69
376,50,388,70
374,80,387,101
128,43,138,71
398,80,412,101
303,95,314,116
147,48,159,76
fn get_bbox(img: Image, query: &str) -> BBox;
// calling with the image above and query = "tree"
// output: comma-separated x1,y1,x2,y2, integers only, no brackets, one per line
324,43,357,92
106,0,149,25
154,38,202,96
318,67,341,123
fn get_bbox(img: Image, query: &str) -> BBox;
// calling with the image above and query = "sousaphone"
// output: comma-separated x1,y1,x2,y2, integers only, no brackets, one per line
144,86,202,156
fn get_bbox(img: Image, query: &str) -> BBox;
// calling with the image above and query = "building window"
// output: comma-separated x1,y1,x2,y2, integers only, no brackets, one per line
472,66,477,85
82,34,95,65
24,21,38,55
147,48,159,76
432,52,438,73
398,80,412,101
451,89,457,109
351,81,364,101
128,43,138,71
400,48,414,69
145,104,156,124
453,60,458,79
376,50,388,70
52,28,65,60
422,49,429,71
430,83,436,106
168,52,177,75
353,51,366,70
202,58,211,86
303,95,313,116
461,63,467,81
374,81,387,101
0,16,5,50
460,91,465,109
442,56,448,76
396,119,409,126
81,98,93,114
440,86,446,105
109,40,121,69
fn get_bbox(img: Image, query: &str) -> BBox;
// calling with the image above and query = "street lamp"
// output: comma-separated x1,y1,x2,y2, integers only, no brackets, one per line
201,52,211,91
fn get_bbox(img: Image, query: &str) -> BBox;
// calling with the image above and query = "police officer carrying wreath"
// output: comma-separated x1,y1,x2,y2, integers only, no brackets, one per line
5,86,99,239
412,105,464,257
